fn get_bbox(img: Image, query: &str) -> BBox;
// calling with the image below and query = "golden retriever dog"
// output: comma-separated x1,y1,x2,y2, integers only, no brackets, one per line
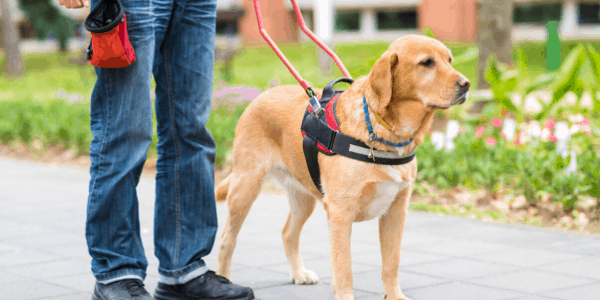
215,35,470,300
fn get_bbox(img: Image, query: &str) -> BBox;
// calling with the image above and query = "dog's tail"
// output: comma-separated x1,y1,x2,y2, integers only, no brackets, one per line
215,173,231,203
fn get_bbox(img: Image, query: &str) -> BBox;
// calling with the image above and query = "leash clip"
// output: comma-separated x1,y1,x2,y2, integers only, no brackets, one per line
309,96,324,116
306,87,324,116
368,133,377,162
307,87,324,117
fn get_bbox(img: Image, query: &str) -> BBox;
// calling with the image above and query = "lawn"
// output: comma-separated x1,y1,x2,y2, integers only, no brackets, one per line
2,40,599,103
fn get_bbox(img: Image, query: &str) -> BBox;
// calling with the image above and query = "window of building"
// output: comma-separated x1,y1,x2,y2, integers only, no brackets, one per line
376,10,417,30
216,10,242,36
216,20,238,36
335,11,360,32
579,3,600,24
513,3,562,24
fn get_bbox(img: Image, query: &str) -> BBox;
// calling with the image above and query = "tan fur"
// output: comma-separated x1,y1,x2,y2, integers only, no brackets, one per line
215,35,469,300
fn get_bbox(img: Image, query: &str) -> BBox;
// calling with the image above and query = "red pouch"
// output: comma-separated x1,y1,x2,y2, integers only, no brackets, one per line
84,0,135,68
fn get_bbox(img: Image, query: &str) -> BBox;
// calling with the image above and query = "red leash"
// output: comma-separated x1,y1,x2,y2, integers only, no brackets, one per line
252,0,352,94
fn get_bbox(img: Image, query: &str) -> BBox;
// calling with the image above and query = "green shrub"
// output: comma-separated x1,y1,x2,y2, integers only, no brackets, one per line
0,99,92,154
0,99,248,167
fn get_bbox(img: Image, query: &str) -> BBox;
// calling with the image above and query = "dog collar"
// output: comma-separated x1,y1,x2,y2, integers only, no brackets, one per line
362,96,413,148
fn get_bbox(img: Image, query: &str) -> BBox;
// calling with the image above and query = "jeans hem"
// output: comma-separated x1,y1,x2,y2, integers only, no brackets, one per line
95,269,146,285
158,261,209,285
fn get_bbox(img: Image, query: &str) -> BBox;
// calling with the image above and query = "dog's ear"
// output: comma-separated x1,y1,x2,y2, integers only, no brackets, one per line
367,51,398,110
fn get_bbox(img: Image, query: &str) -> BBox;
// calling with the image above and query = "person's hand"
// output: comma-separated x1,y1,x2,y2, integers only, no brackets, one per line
58,0,90,9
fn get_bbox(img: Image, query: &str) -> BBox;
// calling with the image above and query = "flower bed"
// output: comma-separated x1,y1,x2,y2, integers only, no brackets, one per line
416,112,599,231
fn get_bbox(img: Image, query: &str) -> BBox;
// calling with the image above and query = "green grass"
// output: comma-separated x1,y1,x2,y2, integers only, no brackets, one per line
0,52,96,102
0,51,157,103
223,41,478,90
3,39,599,102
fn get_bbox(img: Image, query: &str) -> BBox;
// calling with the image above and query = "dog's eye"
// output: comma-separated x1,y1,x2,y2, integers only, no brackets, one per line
419,59,434,67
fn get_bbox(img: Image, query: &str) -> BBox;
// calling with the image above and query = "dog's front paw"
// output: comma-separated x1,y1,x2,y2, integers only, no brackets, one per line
292,267,319,285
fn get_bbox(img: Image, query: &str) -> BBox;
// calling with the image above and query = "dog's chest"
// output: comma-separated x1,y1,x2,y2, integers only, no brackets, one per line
364,166,410,220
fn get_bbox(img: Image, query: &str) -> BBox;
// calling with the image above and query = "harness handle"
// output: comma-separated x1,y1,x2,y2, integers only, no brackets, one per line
289,0,352,79
252,0,353,94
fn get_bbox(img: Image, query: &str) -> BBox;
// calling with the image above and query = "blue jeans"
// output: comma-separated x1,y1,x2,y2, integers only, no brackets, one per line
85,0,218,285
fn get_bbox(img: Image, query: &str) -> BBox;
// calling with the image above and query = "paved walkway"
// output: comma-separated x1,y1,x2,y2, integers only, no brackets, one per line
1,158,599,300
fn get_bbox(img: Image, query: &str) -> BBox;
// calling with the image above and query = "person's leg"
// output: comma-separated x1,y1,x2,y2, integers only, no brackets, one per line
85,0,155,284
152,0,218,284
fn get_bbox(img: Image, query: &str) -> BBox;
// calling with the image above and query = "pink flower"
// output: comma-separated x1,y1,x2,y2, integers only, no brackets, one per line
485,136,497,146
491,118,502,128
578,118,590,126
514,138,522,146
476,126,485,138
544,118,555,130
549,134,558,142
500,132,506,138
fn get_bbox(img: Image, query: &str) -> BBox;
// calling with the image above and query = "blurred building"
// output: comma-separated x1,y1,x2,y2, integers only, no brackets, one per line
4,0,600,50
226,0,600,44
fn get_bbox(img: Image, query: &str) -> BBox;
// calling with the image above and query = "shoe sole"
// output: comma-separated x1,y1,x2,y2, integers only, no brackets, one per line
154,287,255,300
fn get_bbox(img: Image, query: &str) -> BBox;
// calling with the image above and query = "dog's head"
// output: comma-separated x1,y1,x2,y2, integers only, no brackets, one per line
367,35,470,113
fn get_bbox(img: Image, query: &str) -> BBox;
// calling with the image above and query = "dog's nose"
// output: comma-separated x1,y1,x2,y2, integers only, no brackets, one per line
457,77,470,92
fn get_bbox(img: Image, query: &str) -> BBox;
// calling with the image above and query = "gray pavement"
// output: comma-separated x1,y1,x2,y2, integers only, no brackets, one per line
1,158,599,300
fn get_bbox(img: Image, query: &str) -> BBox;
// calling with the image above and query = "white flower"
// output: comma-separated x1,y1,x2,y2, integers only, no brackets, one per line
446,120,460,140
569,124,580,134
445,140,456,152
501,118,516,141
430,121,460,152
528,121,541,138
554,122,570,140
431,131,445,151
541,128,550,142
568,114,584,124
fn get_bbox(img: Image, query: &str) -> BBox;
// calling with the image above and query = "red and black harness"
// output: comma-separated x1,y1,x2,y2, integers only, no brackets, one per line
301,78,416,194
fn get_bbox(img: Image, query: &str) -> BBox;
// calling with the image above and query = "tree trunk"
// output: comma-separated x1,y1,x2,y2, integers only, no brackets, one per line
314,0,333,78
0,0,24,76
477,0,513,89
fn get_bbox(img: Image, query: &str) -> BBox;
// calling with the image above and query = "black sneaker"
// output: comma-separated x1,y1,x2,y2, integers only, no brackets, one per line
154,271,255,300
92,279,154,300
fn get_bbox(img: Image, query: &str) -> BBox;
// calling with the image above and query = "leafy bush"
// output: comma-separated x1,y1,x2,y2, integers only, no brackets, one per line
0,99,92,154
0,99,247,167
418,115,599,211
484,43,600,122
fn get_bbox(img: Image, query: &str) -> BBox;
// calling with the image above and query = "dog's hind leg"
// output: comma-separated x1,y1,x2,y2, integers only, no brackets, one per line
282,189,318,284
216,169,266,279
